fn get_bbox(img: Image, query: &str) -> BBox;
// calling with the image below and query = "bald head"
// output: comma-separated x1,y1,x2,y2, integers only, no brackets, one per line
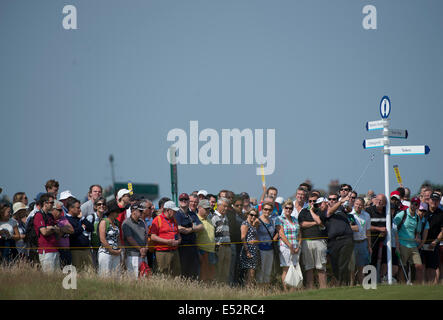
375,194,387,210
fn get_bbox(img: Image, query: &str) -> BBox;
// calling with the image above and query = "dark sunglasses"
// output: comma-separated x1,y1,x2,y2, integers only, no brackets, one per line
308,200,317,203
96,203,106,207
179,198,189,201
328,198,338,201
284,207,294,210
249,214,258,217
341,188,350,192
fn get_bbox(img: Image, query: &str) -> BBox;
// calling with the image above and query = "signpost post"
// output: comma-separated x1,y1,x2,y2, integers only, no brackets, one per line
169,146,178,206
363,96,430,285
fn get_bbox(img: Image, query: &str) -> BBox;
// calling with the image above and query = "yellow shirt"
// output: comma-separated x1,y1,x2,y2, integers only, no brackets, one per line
196,214,215,253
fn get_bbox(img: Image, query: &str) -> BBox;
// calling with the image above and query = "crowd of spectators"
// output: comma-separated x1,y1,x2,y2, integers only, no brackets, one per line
0,179,442,290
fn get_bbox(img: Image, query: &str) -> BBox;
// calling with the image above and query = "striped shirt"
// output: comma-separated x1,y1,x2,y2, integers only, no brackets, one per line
211,211,231,245
276,215,300,248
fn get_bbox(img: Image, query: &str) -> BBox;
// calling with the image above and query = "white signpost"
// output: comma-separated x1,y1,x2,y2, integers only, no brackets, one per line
389,145,430,155
388,129,408,139
366,120,385,131
363,138,384,149
363,96,430,285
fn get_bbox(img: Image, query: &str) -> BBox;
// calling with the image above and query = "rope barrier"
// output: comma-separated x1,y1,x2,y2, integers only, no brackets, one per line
0,234,425,250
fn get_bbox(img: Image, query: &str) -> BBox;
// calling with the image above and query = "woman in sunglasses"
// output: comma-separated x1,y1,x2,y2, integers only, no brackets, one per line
256,201,278,286
89,197,107,270
239,209,260,286
276,199,302,291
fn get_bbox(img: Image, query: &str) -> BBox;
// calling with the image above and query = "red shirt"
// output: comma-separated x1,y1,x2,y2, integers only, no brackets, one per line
33,211,58,254
116,204,127,243
149,213,179,251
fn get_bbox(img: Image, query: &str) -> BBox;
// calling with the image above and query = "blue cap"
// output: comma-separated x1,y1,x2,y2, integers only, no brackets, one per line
34,192,46,202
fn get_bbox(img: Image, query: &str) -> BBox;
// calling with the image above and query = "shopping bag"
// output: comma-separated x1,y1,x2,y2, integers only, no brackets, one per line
284,259,303,288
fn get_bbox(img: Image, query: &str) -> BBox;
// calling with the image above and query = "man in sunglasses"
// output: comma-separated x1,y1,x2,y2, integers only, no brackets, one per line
33,193,61,272
298,193,328,289
326,187,355,286
176,193,203,280
338,184,353,213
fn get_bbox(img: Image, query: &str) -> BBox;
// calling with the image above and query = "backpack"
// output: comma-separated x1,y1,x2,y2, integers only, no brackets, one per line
91,218,118,248
24,211,49,251
396,210,419,234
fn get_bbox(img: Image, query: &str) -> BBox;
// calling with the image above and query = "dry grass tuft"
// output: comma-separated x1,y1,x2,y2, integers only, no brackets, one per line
0,263,284,300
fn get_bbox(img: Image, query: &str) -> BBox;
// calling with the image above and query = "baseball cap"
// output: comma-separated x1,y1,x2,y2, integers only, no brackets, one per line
410,197,420,205
12,202,28,215
163,200,180,211
315,197,326,204
34,192,46,202
117,189,131,201
197,190,208,197
390,191,401,200
198,199,211,209
179,193,189,201
130,201,147,211
275,196,284,205
59,190,75,201
419,202,428,211
430,192,441,200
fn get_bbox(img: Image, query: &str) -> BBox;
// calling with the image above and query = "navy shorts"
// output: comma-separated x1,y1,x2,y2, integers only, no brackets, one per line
420,245,440,269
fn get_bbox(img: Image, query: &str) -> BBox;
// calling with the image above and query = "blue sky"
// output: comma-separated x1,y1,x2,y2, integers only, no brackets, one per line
1,0,442,202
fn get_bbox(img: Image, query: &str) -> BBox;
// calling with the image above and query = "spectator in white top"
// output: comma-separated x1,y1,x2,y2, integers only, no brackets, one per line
351,197,372,284
81,185,103,219
292,187,308,219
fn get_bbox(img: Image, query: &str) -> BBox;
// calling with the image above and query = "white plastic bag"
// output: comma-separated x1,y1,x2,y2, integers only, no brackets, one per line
284,259,303,288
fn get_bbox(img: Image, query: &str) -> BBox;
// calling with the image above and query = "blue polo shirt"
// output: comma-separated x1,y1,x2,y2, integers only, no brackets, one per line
394,209,429,248
176,209,202,245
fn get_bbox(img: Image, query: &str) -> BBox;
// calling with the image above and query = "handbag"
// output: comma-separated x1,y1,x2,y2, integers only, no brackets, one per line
139,259,152,278
284,255,303,288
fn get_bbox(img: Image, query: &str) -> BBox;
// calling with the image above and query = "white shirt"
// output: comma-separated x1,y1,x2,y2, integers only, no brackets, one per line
291,201,308,219
351,210,371,241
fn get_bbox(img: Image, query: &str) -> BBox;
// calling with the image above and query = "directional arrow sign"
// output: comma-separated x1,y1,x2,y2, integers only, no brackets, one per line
363,138,385,149
366,120,385,131
388,129,408,139
389,145,430,155
380,96,391,119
